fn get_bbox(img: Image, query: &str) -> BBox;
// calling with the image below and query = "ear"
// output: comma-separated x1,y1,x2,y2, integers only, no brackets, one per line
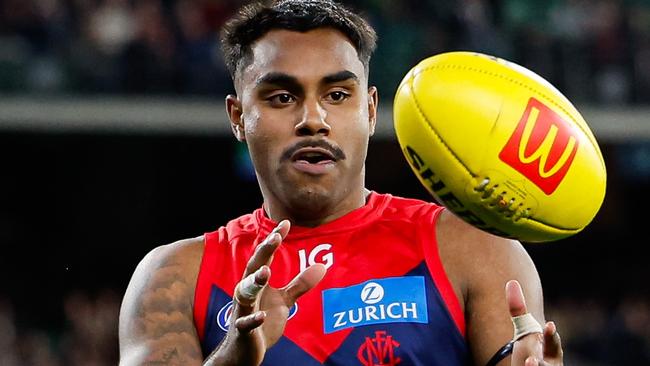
367,86,379,136
226,94,245,141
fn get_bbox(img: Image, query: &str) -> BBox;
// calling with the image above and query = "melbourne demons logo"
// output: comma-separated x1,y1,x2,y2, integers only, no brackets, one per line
357,330,401,366
499,97,580,195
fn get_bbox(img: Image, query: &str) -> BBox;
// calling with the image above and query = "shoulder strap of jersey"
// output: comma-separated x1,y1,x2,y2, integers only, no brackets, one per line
420,206,466,337
193,230,222,341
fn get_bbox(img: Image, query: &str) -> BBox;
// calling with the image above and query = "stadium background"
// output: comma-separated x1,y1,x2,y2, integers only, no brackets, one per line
1,0,649,364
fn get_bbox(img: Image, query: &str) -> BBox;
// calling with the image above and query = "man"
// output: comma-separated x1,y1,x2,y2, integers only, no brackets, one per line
119,1,564,365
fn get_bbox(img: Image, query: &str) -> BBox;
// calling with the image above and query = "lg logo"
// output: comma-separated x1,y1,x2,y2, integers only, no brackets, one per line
298,244,334,272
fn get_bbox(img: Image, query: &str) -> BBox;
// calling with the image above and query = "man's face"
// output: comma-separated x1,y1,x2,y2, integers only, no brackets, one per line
227,28,377,216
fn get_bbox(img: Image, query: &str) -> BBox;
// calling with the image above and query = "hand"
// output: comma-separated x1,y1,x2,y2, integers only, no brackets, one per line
207,220,327,366
507,280,564,366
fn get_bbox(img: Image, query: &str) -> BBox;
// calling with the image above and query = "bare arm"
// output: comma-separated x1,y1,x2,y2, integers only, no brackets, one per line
119,238,205,366
436,210,557,366
464,238,544,365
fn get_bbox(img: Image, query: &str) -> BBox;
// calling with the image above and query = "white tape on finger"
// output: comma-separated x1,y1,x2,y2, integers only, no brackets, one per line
238,273,265,301
511,313,543,341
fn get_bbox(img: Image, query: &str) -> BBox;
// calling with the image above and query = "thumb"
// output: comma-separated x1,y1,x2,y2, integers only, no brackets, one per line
283,263,327,302
506,279,528,317
507,280,544,365
506,280,543,339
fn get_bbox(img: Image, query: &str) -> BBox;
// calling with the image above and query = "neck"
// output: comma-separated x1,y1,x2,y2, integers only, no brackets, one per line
262,187,371,228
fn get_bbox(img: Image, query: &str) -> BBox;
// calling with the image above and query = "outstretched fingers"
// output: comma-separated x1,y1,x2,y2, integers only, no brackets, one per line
283,263,327,303
236,265,271,307
543,321,563,361
231,265,271,334
506,280,564,365
506,280,543,340
507,280,544,365
231,220,289,329
234,310,267,333
243,220,290,278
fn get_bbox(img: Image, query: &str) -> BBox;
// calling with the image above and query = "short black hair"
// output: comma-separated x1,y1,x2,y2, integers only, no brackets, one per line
220,0,377,80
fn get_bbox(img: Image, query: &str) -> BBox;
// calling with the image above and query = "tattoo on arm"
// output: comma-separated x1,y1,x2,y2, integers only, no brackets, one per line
143,348,180,365
120,248,204,366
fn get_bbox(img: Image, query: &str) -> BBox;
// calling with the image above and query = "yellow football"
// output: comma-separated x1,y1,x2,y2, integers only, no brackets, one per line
393,52,606,242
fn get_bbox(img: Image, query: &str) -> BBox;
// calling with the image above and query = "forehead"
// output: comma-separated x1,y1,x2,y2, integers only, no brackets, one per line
239,28,365,87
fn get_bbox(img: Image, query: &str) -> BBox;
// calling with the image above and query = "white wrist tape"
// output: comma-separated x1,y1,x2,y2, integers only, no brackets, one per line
511,313,543,341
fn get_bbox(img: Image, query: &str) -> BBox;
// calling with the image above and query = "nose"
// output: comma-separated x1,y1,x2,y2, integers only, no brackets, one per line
294,99,330,136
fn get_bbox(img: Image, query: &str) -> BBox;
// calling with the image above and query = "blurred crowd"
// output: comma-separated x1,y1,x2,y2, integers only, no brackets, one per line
0,290,120,366
1,0,649,104
0,291,649,365
547,296,650,365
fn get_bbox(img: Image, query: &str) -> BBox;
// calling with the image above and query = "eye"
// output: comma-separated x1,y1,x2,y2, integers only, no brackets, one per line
326,91,350,103
268,93,296,105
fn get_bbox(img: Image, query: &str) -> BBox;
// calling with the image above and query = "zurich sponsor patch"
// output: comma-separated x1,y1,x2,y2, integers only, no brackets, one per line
322,276,428,334
216,301,299,332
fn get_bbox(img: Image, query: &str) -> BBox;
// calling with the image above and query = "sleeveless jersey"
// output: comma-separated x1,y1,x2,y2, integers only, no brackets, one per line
194,192,470,365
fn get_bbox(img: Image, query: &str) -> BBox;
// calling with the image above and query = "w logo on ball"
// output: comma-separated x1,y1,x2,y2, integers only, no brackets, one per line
499,97,580,195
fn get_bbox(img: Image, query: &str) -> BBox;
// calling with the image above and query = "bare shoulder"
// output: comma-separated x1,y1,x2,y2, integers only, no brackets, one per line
435,210,538,298
119,236,206,366
135,236,205,280
435,209,544,364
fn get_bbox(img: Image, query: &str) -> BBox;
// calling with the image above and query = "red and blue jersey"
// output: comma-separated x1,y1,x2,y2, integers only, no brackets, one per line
193,192,470,365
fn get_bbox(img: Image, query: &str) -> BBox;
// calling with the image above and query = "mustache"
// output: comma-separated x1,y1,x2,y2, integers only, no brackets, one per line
281,139,346,161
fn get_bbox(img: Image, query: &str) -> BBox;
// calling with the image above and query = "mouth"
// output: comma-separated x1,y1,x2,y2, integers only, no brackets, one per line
290,147,337,175
291,147,337,164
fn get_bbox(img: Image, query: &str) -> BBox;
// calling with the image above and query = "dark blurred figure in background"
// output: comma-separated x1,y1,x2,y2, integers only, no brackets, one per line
0,291,120,366
60,290,120,366
121,0,177,93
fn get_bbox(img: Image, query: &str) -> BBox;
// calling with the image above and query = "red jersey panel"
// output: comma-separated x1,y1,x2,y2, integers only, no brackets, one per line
194,192,469,365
